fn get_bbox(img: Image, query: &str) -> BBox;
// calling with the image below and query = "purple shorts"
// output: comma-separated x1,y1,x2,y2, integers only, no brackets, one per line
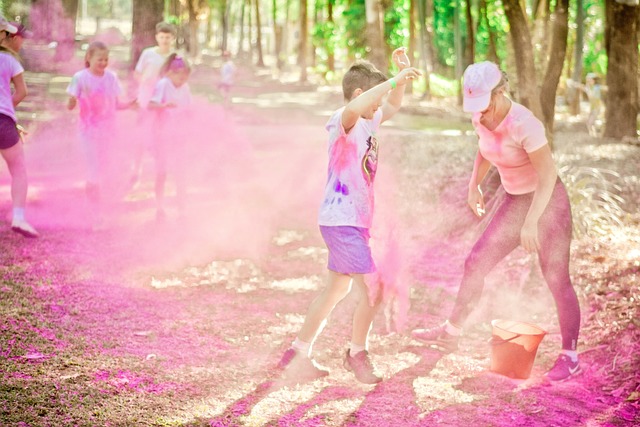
319,225,376,275
0,114,19,150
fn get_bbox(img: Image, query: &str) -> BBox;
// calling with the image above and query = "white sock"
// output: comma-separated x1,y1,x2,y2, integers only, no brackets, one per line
444,320,462,336
349,343,366,357
12,207,25,222
292,338,311,358
561,349,578,362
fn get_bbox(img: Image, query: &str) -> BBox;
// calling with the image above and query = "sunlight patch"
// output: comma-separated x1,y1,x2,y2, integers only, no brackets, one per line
245,386,319,425
413,376,479,413
273,229,306,246
268,276,322,292
301,397,364,425
268,313,305,335
287,246,328,263
376,351,421,377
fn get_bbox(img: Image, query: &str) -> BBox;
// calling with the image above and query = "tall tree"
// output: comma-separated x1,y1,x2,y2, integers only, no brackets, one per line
568,0,586,116
132,0,164,67
299,0,308,82
254,0,265,66
539,0,569,134
502,0,544,121
463,0,474,67
365,0,386,72
604,0,639,139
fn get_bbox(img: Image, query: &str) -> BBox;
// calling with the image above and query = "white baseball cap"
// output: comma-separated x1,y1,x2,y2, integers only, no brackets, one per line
0,17,18,35
462,61,503,113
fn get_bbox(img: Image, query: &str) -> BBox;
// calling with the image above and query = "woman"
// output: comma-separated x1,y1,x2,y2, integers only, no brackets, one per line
0,18,37,237
412,61,581,382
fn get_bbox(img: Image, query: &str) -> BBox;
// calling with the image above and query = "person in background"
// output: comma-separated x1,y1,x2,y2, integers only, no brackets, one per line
0,18,37,237
217,50,236,108
67,41,136,230
277,49,421,385
412,61,582,382
130,22,177,186
147,54,192,221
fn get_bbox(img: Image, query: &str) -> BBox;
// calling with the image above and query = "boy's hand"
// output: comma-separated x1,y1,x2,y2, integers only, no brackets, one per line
392,47,410,70
394,67,422,86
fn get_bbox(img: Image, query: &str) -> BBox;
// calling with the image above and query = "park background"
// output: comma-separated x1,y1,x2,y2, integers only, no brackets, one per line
0,0,639,426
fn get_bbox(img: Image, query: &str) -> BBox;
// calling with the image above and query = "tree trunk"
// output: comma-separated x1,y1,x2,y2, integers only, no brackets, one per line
603,0,639,139
327,0,335,73
407,0,417,94
131,0,164,67
502,0,544,121
298,0,308,82
417,0,433,99
464,0,474,67
568,0,585,116
273,0,284,69
221,0,230,52
365,0,386,73
454,1,463,106
539,0,569,138
238,0,246,56
254,0,265,66
478,0,499,63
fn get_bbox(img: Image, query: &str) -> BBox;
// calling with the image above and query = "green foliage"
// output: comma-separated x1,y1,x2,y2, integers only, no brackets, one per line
341,0,367,58
312,20,337,56
384,0,409,53
559,165,626,237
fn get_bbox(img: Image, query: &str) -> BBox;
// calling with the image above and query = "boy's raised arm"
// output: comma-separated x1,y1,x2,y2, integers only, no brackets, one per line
342,50,420,132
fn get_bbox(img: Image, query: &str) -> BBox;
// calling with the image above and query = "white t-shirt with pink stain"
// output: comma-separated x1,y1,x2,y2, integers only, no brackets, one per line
472,101,548,195
0,52,23,122
135,47,171,108
149,77,192,112
66,68,122,133
318,107,382,228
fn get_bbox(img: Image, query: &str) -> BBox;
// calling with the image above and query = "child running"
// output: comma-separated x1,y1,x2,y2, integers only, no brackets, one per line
0,18,37,237
67,41,136,229
278,49,421,384
217,50,235,108
147,54,192,221
130,22,176,186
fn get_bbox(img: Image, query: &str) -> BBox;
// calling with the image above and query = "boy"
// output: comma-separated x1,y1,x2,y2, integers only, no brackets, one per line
278,49,421,384
218,50,236,107
134,22,177,108
130,22,176,188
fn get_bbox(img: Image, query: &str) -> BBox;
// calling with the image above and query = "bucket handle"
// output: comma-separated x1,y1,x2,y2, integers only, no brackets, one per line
489,334,522,346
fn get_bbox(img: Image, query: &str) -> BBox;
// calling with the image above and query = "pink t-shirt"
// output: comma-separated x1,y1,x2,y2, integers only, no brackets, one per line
0,52,23,122
473,101,548,195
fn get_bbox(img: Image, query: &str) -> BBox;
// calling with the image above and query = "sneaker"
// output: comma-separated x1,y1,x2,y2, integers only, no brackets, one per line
279,348,329,383
545,354,581,382
11,219,39,238
411,323,459,353
344,350,382,384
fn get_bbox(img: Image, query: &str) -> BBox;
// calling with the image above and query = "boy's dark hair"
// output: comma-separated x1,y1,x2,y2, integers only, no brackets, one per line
156,22,177,36
342,61,387,101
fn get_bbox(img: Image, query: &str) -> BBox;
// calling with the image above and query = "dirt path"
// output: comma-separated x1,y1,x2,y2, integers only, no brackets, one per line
1,68,639,426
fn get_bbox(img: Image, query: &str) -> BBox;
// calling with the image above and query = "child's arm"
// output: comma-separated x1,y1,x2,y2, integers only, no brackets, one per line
116,98,138,110
67,96,77,110
11,73,27,107
342,63,420,132
381,48,421,122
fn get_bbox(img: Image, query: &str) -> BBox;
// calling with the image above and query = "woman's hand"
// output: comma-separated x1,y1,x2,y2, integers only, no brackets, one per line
468,186,485,217
520,219,540,253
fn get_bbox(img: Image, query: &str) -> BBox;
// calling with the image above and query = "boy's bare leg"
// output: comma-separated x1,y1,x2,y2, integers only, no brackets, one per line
297,270,352,344
350,274,380,347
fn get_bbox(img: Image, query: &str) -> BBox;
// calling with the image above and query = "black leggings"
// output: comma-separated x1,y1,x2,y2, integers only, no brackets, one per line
450,179,580,350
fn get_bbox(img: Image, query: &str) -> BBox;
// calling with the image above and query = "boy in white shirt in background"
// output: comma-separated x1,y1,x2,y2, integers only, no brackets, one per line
130,22,176,186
